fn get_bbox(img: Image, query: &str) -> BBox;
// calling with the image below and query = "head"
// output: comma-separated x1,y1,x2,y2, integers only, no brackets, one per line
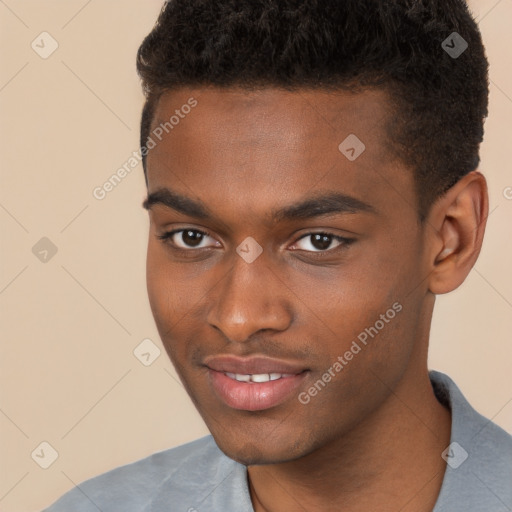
137,0,489,464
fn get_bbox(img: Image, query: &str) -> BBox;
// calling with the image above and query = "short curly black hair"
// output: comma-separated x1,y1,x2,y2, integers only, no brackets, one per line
136,0,489,220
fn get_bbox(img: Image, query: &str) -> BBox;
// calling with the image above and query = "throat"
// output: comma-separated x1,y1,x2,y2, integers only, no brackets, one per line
246,381,452,512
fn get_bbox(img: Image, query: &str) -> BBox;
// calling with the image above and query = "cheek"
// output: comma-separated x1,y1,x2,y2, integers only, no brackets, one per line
146,240,169,324
145,241,191,346
289,243,417,381
146,258,187,382
146,240,210,363
297,262,400,342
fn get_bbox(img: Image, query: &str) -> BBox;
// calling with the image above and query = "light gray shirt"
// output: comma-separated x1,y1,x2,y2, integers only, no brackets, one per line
42,371,512,511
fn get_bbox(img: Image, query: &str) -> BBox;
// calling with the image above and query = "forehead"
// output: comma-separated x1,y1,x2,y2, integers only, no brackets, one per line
146,87,414,223
150,86,392,156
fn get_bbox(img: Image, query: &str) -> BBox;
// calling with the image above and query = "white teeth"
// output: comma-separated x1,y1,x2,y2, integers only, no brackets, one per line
224,372,293,383
251,373,271,383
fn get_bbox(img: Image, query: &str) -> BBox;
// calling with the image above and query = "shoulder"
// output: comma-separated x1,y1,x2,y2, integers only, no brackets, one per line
430,371,512,511
41,435,241,511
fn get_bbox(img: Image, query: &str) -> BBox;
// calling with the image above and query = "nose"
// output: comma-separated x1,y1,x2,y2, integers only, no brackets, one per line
206,253,293,343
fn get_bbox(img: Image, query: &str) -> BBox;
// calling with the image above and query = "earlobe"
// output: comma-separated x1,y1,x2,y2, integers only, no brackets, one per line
428,171,488,295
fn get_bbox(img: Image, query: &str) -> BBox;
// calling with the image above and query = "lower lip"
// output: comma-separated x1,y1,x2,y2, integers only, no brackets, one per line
208,369,307,411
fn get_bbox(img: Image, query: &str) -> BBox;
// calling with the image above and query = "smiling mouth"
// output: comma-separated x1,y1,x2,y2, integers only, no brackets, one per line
224,372,295,383
207,369,308,411
202,354,309,410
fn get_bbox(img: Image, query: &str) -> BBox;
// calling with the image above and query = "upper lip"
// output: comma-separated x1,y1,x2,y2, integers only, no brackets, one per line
204,355,307,375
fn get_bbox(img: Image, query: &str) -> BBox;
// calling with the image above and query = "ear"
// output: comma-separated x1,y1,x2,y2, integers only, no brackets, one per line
426,171,489,295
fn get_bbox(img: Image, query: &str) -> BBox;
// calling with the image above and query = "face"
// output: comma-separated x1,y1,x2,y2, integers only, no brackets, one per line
144,87,431,465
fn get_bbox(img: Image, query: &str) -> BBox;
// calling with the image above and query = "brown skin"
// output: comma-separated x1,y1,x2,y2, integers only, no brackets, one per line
144,87,488,512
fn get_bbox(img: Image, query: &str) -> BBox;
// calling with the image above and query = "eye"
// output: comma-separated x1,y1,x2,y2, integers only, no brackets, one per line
157,228,219,250
157,228,354,255
291,232,354,253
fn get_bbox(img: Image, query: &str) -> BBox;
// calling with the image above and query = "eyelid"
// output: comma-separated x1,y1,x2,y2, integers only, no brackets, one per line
290,232,353,252
156,227,218,249
157,227,354,254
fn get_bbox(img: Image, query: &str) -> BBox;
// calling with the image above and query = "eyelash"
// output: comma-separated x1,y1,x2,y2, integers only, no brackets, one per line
156,228,355,257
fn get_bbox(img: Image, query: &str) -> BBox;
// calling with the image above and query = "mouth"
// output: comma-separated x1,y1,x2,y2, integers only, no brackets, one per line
224,372,295,383
204,355,309,411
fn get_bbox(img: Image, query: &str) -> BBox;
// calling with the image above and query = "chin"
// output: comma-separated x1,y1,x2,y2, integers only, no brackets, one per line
212,433,309,466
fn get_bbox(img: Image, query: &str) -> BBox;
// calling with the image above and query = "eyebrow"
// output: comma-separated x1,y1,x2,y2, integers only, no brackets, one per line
142,187,376,222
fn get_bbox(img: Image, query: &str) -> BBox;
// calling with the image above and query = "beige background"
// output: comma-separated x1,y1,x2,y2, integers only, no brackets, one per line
0,1,511,511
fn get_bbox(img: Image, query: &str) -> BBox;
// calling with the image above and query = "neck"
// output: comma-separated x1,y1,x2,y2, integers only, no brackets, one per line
247,333,451,512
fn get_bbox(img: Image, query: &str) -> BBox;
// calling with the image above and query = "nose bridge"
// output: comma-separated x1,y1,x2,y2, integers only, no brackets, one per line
207,252,292,342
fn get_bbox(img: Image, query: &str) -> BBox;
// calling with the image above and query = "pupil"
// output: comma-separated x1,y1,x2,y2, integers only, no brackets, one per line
312,234,331,251
183,230,203,247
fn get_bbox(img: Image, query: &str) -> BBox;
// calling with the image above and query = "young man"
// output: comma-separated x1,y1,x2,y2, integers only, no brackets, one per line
44,0,512,511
